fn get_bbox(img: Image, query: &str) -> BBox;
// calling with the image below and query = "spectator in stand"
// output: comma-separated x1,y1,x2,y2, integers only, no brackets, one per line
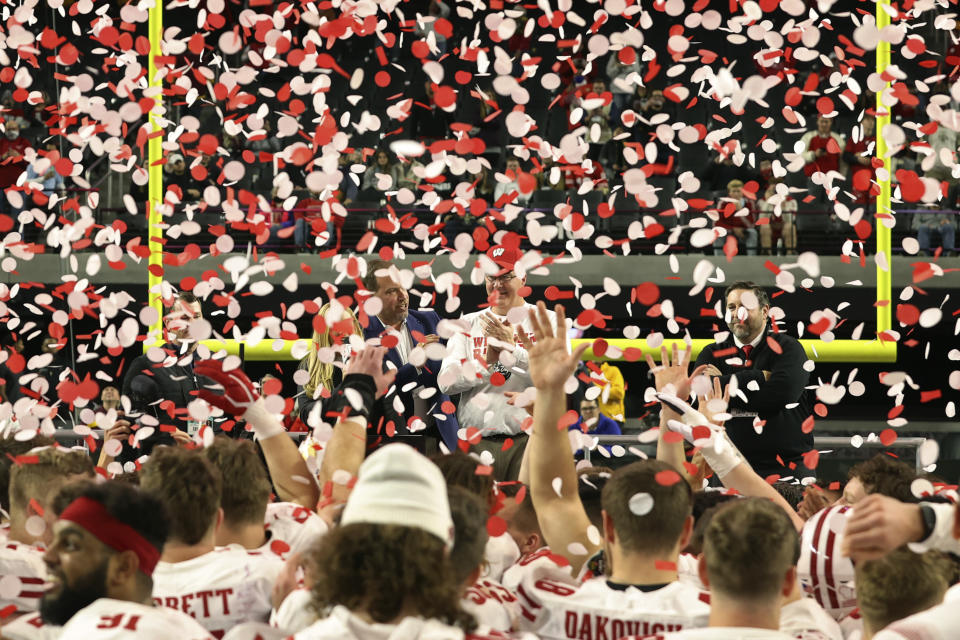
713,179,758,256
605,51,642,120
569,397,622,457
20,141,64,216
336,149,360,205
493,157,532,207
0,118,30,214
409,80,453,144
635,89,676,175
595,361,626,425
701,148,760,194
266,204,308,250
758,180,797,255
164,152,198,202
248,121,281,193
801,116,844,199
414,0,451,58
913,204,956,256
584,79,613,163
843,115,878,206
96,385,122,414
361,149,401,194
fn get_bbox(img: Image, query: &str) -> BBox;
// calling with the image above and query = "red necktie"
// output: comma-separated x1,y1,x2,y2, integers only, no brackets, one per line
742,345,753,360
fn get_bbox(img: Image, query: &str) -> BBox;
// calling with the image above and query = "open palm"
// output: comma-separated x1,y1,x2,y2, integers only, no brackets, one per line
520,302,589,391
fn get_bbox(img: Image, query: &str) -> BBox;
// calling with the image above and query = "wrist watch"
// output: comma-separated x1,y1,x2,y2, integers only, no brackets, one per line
919,504,937,541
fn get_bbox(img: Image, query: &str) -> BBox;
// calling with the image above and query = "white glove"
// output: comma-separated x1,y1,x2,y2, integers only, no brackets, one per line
656,392,746,480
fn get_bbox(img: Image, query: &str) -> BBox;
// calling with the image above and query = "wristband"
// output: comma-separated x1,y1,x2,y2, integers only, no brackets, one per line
326,373,377,422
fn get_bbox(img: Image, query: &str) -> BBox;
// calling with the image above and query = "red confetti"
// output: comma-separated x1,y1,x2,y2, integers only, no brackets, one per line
879,429,898,446
655,470,682,486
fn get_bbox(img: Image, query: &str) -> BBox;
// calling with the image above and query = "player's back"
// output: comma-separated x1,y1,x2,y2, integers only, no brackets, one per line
515,573,710,640
57,598,214,639
462,578,521,632
262,501,328,560
637,627,796,639
151,545,282,638
291,605,468,640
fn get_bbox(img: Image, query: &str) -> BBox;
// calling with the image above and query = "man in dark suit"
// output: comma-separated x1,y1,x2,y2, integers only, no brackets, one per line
362,260,459,452
694,281,813,478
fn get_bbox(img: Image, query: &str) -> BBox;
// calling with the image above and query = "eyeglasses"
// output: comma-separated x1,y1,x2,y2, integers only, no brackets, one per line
581,405,598,412
486,274,516,286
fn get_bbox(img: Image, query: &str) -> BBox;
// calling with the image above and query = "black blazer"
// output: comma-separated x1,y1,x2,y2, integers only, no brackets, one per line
694,328,814,476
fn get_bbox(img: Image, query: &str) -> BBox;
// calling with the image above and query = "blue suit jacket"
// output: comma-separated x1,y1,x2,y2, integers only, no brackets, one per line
364,309,460,451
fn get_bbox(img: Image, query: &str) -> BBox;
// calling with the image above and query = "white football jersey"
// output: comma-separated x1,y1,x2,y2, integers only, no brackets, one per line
780,597,844,640
676,553,703,590
151,546,283,638
514,571,710,639
0,610,60,640
501,548,573,593
837,610,862,640
0,541,47,614
290,604,533,640
261,502,328,560
484,533,521,583
651,627,796,639
462,579,520,631
271,587,317,634
872,582,960,640
57,598,213,639
438,303,560,437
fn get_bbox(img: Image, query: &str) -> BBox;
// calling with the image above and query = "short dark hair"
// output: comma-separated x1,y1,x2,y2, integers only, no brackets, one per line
362,259,394,294
203,437,272,526
601,460,693,555
447,487,489,585
433,452,495,506
53,480,169,557
704,498,800,600
580,397,599,408
579,466,613,530
309,523,476,632
849,454,918,502
164,291,199,314
856,548,953,632
140,447,222,545
723,281,770,309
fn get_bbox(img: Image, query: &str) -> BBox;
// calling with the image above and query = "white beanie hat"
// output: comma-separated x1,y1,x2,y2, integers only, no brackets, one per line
341,443,455,548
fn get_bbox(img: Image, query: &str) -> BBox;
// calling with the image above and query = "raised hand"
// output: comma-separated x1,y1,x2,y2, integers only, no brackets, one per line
345,346,396,399
194,359,260,417
518,302,588,391
841,494,928,562
645,342,707,401
696,376,731,427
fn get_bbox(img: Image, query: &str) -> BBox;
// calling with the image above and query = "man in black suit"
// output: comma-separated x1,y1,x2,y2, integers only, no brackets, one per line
694,281,813,478
362,260,459,453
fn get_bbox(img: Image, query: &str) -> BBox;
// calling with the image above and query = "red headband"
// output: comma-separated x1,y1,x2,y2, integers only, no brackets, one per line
59,497,161,576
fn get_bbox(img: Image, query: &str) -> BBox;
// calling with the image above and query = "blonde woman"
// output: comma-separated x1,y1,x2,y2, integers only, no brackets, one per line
296,301,405,479
299,301,364,405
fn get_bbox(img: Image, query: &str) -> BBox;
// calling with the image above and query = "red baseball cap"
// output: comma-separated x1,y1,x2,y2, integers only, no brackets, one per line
486,245,522,276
